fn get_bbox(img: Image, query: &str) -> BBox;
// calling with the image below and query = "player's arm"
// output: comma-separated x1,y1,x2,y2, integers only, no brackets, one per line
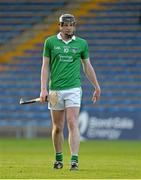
81,58,101,103
40,56,50,102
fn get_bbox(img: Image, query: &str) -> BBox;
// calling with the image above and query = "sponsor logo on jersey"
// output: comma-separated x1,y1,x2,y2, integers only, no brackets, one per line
59,55,73,62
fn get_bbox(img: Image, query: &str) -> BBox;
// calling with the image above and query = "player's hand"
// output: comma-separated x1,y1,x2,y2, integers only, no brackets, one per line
92,87,101,103
40,89,48,103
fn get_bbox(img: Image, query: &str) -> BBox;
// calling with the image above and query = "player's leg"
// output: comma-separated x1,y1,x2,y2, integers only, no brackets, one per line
64,87,81,170
66,107,80,170
50,110,65,169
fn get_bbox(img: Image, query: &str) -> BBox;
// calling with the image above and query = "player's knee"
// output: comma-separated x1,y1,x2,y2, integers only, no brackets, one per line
67,118,77,131
53,126,63,134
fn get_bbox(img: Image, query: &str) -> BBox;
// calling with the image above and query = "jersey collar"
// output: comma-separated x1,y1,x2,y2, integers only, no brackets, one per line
57,32,76,44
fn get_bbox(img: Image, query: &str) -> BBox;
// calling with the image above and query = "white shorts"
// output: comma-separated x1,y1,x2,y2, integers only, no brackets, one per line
48,87,82,110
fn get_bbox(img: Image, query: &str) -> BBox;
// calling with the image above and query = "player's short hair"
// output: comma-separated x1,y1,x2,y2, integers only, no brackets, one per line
59,14,76,26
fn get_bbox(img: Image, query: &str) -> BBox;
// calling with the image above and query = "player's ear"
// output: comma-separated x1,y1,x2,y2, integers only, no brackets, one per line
58,22,63,27
58,23,61,29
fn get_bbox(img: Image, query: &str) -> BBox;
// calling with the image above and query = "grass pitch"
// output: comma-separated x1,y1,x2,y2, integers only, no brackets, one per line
0,138,141,179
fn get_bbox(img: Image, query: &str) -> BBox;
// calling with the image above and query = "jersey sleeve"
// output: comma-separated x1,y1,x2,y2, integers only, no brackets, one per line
81,40,89,60
43,38,51,57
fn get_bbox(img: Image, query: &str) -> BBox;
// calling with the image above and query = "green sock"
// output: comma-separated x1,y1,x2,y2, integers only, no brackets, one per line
71,154,78,163
56,152,63,162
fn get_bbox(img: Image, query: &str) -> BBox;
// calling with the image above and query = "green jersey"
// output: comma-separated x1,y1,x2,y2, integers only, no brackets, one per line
43,33,89,90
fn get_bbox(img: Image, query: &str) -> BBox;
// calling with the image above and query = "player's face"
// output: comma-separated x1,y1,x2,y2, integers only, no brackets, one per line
59,22,75,38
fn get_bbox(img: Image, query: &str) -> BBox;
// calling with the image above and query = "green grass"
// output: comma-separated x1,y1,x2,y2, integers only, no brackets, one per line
0,138,141,179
